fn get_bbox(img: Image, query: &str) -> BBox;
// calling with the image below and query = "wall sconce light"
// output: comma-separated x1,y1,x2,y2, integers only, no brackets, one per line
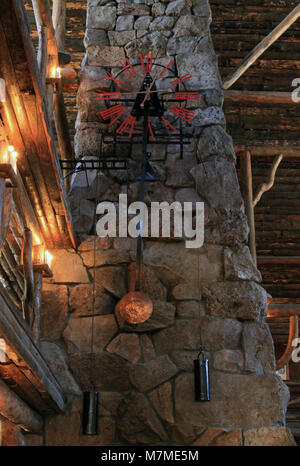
32,244,53,278
0,142,18,187
46,67,61,85
19,241,53,278
194,346,210,402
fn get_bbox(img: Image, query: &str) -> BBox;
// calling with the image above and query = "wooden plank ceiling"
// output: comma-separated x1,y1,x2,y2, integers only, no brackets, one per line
0,0,75,249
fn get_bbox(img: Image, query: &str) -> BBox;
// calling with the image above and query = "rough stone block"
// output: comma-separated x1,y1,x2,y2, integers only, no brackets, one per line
84,29,108,49
74,126,102,158
175,372,289,427
94,266,127,298
243,427,296,446
197,125,235,162
48,249,90,284
224,245,262,282
108,30,136,46
150,16,175,31
64,314,118,353
141,334,156,361
243,322,276,374
152,3,165,16
130,355,177,392
213,349,244,373
118,392,168,444
125,32,167,58
201,317,243,351
191,0,211,17
107,333,141,363
177,300,205,318
192,428,242,446
68,352,131,391
176,46,221,90
87,5,117,30
39,341,82,395
80,249,131,267
116,15,134,31
117,3,150,16
202,281,268,321
149,381,174,423
134,16,152,30
153,319,202,353
143,242,223,286
87,45,125,67
41,283,68,341
173,15,208,37
166,0,192,16
69,284,115,317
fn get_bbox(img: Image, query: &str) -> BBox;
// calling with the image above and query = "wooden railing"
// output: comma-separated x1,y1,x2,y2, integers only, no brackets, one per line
30,0,73,176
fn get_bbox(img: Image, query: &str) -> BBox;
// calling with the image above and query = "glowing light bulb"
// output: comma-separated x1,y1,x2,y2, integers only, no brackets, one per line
33,233,41,245
8,145,14,152
11,151,18,172
45,250,53,268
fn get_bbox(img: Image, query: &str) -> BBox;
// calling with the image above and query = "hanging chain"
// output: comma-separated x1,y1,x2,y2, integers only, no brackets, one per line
89,157,100,390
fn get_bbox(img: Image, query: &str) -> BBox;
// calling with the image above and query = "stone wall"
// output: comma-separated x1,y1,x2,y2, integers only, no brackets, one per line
40,0,295,446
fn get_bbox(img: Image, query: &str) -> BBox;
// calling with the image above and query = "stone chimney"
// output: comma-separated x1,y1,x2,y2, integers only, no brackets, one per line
68,0,294,446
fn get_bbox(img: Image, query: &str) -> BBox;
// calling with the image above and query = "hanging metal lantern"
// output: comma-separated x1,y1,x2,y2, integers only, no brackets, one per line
194,346,210,402
82,390,99,435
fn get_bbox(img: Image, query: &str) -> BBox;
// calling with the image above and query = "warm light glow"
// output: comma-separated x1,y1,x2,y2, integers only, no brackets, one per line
32,244,45,265
45,250,53,269
33,233,41,245
0,143,17,172
51,67,61,79
11,151,18,172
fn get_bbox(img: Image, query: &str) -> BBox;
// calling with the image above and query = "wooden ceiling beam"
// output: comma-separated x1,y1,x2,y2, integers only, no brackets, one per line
268,304,300,318
235,144,300,157
223,3,300,89
258,256,300,265
225,90,297,105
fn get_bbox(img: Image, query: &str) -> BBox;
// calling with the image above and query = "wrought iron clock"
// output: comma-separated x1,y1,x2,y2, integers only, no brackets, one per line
96,52,200,290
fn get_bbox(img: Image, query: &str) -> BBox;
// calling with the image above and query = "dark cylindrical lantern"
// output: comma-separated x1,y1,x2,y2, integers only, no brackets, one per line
194,348,210,402
82,390,99,435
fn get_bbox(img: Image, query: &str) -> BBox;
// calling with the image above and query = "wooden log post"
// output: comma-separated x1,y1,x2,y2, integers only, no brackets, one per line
223,3,300,89
32,271,42,346
21,228,34,327
52,0,66,52
276,316,299,370
253,155,283,207
52,0,73,190
37,25,48,91
0,179,13,250
0,377,43,433
1,419,26,446
239,151,257,265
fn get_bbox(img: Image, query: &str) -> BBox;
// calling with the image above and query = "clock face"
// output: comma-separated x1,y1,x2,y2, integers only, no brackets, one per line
97,52,199,141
